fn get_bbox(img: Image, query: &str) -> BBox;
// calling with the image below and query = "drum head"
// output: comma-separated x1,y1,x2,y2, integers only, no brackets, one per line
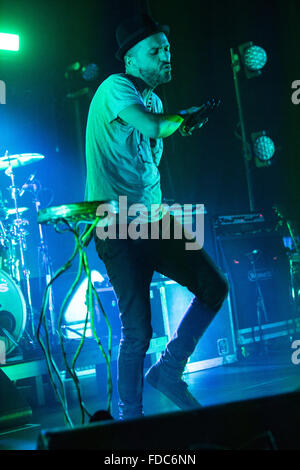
0,270,27,356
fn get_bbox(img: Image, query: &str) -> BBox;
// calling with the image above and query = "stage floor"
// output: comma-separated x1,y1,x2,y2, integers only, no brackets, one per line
1,345,299,451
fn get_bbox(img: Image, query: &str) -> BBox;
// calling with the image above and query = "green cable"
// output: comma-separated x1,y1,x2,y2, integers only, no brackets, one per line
82,250,113,413
36,245,78,427
37,216,113,425
57,236,88,425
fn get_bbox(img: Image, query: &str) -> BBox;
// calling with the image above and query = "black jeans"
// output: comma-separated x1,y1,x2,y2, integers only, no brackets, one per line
94,215,229,419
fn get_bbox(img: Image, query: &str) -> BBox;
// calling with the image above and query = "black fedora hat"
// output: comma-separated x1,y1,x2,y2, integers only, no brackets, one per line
115,13,170,62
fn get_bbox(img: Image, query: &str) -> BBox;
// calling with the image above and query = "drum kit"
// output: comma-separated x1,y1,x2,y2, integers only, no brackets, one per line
0,151,54,358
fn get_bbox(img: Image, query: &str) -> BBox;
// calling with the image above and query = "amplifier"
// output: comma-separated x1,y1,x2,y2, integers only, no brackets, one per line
58,279,169,360
152,276,237,372
213,212,277,238
212,213,293,334
290,253,300,316
58,272,237,373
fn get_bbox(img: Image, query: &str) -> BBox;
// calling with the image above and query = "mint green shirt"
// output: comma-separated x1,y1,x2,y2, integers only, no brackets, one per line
85,73,164,212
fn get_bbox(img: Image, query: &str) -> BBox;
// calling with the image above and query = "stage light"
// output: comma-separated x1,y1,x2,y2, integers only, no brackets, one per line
65,61,99,81
244,45,267,71
238,42,267,79
251,131,275,167
230,42,270,209
81,63,100,81
0,32,19,51
63,270,104,339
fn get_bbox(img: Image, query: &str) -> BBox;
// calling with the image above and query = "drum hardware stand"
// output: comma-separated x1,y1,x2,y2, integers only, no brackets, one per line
28,177,56,338
0,327,20,349
246,249,269,355
4,153,35,343
0,324,34,356
0,219,9,271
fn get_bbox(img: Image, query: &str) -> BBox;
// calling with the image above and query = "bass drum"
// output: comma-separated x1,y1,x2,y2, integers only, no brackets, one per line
0,269,27,356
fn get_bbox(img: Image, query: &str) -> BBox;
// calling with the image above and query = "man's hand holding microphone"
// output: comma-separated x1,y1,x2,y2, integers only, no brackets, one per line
177,98,221,136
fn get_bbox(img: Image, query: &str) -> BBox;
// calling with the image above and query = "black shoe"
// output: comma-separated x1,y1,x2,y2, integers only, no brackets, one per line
145,362,202,410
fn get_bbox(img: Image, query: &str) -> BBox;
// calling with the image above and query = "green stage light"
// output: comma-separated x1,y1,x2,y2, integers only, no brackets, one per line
0,32,19,51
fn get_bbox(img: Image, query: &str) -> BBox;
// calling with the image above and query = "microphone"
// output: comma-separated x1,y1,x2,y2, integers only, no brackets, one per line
19,173,36,197
182,97,221,134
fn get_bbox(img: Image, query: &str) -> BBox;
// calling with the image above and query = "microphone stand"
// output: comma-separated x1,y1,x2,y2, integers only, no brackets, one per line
30,179,56,338
247,250,269,355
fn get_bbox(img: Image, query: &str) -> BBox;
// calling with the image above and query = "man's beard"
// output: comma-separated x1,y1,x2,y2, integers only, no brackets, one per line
138,66,171,89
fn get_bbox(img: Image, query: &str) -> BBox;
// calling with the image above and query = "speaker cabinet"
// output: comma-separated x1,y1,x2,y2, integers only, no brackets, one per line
155,278,237,370
216,232,292,330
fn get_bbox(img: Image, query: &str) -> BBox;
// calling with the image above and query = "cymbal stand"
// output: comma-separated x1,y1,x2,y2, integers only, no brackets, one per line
4,154,35,341
31,178,56,337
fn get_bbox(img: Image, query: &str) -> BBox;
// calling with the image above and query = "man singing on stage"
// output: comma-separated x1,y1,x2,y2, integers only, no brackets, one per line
85,13,229,420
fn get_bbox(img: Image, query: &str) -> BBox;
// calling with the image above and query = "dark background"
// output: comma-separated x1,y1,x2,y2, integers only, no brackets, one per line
0,0,299,279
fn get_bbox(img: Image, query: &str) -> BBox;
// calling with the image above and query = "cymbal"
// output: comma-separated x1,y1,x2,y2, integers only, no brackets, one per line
0,153,45,170
6,207,29,216
0,207,29,219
